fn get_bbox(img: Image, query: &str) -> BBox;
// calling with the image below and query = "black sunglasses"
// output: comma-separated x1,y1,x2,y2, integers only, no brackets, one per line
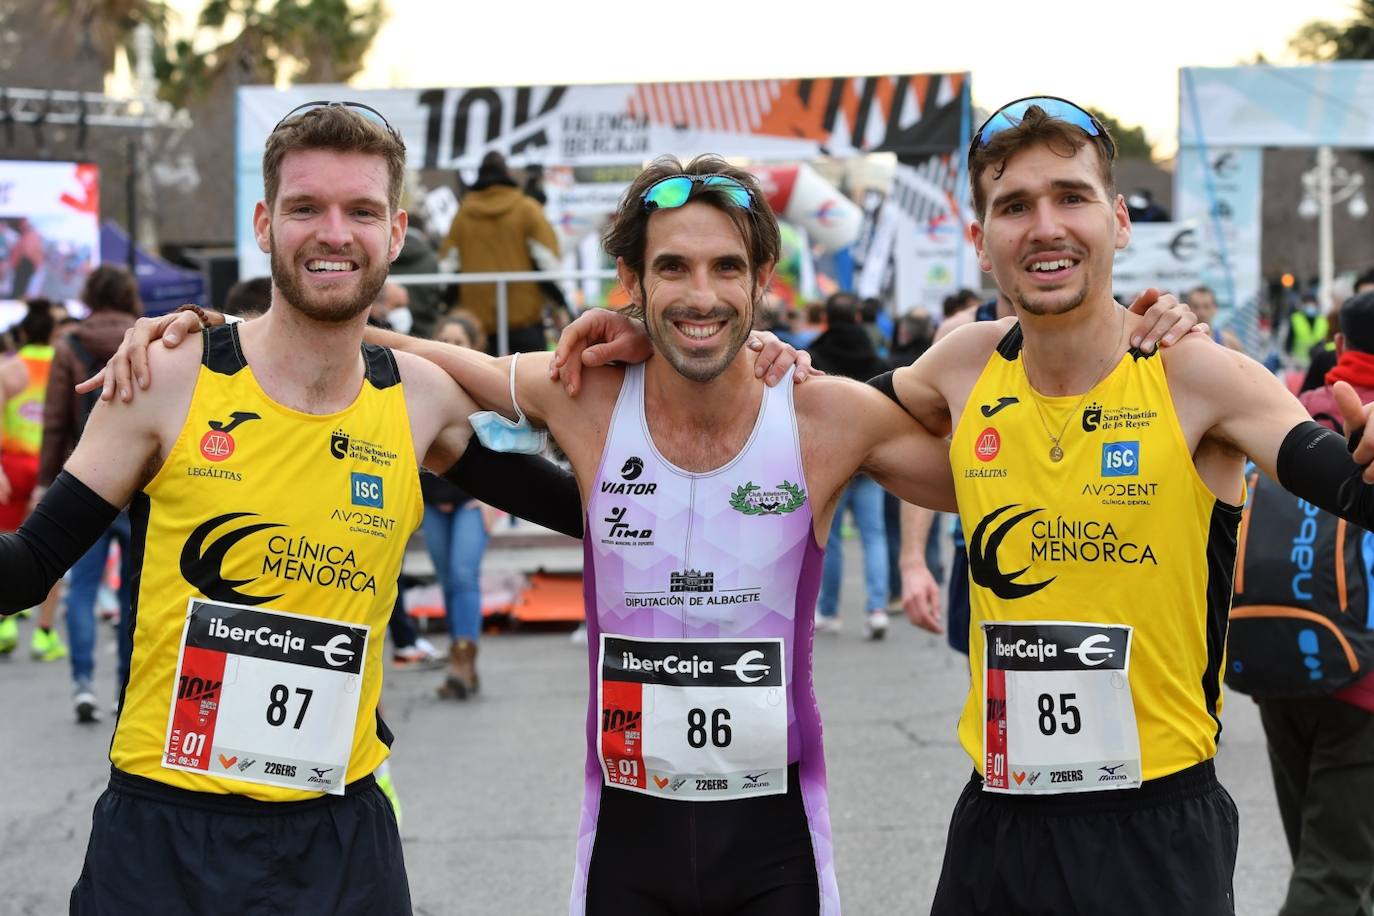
272,100,404,145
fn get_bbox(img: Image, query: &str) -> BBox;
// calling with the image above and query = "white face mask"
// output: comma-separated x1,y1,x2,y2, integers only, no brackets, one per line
468,351,547,455
386,307,414,335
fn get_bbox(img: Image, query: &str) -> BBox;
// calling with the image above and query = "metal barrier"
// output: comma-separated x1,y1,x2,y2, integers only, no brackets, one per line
390,269,618,355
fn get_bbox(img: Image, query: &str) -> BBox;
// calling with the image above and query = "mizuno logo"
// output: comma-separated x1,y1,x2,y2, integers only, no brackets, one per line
311,767,333,779
721,650,771,684
980,397,1019,417
968,504,1056,600
1100,764,1125,775
743,772,767,784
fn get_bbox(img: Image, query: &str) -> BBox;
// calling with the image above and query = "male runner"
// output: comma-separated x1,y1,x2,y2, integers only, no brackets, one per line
872,97,1374,915
361,151,1205,914
0,102,585,913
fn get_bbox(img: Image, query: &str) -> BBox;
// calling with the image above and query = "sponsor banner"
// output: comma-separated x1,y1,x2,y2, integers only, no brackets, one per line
1111,221,1207,297
237,74,967,276
603,637,784,688
861,152,977,313
1173,146,1263,325
0,161,100,317
1180,64,1374,148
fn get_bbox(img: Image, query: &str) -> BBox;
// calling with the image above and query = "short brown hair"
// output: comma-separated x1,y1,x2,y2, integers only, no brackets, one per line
81,265,141,315
262,105,407,212
603,155,780,320
969,105,1116,219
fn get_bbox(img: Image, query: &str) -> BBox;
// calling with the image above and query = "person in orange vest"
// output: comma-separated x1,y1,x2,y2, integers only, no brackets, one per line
0,299,65,661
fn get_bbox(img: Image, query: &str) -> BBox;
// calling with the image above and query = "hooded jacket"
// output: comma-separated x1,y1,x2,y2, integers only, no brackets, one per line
442,184,560,334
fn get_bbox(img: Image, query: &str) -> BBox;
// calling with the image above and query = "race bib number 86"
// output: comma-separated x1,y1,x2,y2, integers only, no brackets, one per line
598,635,787,801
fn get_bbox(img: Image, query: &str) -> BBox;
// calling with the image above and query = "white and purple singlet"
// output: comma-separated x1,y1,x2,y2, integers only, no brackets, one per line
570,363,839,914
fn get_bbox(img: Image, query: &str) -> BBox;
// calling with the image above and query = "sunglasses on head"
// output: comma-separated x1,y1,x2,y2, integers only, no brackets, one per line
272,100,403,143
968,96,1114,169
641,174,754,212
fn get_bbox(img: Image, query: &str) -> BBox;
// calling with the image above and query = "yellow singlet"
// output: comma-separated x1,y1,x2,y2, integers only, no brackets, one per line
951,325,1243,782
110,325,421,801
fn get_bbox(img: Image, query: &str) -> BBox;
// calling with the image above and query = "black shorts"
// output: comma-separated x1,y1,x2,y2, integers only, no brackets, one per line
585,762,819,915
71,769,410,916
930,760,1239,916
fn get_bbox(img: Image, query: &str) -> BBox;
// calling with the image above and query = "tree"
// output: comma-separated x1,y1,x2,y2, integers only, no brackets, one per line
1291,0,1374,60
154,0,386,107
1086,108,1153,160
45,0,171,77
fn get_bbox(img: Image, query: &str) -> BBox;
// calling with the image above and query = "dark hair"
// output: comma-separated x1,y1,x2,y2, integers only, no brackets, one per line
1340,290,1374,354
263,105,406,212
438,310,485,350
860,296,882,324
19,298,55,345
825,292,860,326
223,276,273,318
602,155,780,321
1355,268,1374,294
81,265,140,314
969,104,1116,220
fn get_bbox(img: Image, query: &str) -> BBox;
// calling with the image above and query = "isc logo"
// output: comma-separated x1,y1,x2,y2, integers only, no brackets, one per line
351,472,384,508
1101,442,1139,477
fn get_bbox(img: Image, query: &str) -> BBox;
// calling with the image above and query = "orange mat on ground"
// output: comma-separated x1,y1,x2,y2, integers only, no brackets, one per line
511,573,585,623
409,573,584,625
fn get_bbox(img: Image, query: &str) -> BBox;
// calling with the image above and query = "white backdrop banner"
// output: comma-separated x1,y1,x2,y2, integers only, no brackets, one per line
237,74,967,277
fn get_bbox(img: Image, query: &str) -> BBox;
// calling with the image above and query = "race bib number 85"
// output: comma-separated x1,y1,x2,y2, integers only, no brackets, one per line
982,621,1141,795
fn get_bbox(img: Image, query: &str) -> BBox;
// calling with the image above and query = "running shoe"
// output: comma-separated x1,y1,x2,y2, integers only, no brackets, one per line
814,615,844,635
865,609,890,641
375,761,402,827
392,637,444,670
73,682,101,724
0,616,17,655
30,628,68,662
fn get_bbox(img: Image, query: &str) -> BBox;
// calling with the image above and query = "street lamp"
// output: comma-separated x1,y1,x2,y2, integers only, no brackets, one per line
1299,146,1368,308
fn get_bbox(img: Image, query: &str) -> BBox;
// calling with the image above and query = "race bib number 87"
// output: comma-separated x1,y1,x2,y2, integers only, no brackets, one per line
162,600,368,796
982,621,1141,795
599,635,787,801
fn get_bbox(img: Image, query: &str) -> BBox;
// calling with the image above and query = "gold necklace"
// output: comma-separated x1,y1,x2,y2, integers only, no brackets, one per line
1021,308,1125,463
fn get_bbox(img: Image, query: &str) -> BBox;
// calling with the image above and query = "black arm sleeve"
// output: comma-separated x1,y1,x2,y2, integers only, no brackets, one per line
0,471,119,614
867,369,899,405
1276,420,1374,527
443,439,583,539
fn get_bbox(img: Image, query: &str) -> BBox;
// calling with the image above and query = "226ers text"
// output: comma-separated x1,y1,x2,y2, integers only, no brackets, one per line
598,635,787,801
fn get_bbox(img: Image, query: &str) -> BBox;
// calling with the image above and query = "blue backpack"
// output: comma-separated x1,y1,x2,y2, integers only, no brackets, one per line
1225,470,1374,697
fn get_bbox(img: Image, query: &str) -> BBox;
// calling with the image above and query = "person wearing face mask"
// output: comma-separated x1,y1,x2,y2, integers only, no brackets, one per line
1287,293,1330,368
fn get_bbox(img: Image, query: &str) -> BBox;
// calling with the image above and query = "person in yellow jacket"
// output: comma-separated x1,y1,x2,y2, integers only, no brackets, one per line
441,151,560,353
0,299,65,661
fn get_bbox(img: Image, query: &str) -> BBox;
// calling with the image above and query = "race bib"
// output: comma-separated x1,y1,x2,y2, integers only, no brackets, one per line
982,621,1141,794
598,635,788,801
162,599,368,796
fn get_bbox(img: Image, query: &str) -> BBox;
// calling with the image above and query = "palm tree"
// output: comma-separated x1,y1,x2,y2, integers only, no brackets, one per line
155,0,386,106
45,0,171,77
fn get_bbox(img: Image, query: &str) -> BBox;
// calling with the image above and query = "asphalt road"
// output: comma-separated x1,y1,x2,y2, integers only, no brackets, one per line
0,538,1290,915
